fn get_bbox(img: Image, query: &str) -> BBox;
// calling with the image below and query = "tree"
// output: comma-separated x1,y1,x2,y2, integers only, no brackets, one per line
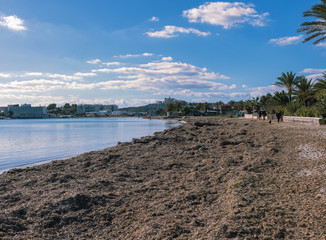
203,102,210,113
298,0,326,45
293,77,316,106
273,71,300,102
71,104,77,113
214,101,223,110
181,106,192,116
260,94,273,108
251,97,261,112
244,99,253,114
64,103,71,109
196,103,204,111
165,102,175,112
175,101,182,112
227,100,235,107
315,72,326,93
272,91,290,106
236,100,245,111
47,103,56,111
155,109,166,116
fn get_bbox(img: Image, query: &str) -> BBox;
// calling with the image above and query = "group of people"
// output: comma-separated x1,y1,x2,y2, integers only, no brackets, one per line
258,110,283,123
258,110,268,120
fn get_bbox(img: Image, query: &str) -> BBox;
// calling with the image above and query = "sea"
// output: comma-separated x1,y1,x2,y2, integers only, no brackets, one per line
0,117,180,173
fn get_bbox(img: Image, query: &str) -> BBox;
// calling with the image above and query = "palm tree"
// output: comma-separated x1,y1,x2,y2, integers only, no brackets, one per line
244,99,253,114
315,72,326,92
272,91,290,106
251,97,261,112
203,102,210,113
298,0,326,44
293,77,316,106
273,71,300,102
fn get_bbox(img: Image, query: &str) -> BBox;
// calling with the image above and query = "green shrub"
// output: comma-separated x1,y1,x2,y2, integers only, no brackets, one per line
320,118,326,125
294,106,319,117
316,97,326,118
285,102,302,116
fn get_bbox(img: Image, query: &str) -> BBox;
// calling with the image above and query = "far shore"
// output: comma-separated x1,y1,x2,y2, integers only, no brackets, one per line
1,117,326,239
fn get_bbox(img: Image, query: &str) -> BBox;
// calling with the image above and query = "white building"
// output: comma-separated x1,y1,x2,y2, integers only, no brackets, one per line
5,104,47,118
77,104,118,115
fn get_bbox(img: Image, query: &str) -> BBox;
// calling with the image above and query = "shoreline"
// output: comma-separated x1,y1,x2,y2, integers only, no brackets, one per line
1,117,326,239
0,117,181,174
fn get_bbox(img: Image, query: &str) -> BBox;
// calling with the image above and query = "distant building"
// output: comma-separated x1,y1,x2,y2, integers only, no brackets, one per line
0,106,5,114
155,97,178,105
76,104,118,115
146,97,180,114
112,110,128,116
4,104,47,118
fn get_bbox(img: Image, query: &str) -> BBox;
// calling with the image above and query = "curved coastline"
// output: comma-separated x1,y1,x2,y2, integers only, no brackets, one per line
0,117,180,174
1,117,326,239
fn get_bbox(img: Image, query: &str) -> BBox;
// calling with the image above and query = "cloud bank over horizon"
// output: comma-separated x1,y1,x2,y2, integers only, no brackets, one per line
0,54,270,107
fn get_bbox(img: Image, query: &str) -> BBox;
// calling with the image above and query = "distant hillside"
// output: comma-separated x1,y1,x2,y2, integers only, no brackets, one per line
119,103,165,114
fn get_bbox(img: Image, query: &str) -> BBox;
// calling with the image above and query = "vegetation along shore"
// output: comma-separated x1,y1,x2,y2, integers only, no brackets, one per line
1,117,326,239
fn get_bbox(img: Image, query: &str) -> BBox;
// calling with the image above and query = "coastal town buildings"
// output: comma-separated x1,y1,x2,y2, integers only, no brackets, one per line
4,104,48,118
120,97,181,115
77,104,118,116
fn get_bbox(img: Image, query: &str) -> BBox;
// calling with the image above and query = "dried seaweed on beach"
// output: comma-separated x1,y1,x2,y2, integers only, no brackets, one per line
1,117,326,239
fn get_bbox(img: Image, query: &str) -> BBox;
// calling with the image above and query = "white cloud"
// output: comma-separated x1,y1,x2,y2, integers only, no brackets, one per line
242,84,247,88
300,68,326,80
249,85,280,97
146,25,210,38
155,89,248,100
74,72,97,77
92,61,230,92
24,72,43,77
0,56,235,106
0,71,96,81
150,16,159,22
306,73,323,80
116,53,154,58
316,42,326,48
0,94,129,107
162,56,173,61
269,35,303,46
103,62,121,67
0,73,12,78
219,84,236,90
47,73,82,81
183,2,269,29
0,15,27,31
0,79,96,93
86,59,102,64
301,68,326,74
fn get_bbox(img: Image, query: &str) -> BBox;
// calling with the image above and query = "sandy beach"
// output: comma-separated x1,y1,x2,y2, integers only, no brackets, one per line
1,117,326,239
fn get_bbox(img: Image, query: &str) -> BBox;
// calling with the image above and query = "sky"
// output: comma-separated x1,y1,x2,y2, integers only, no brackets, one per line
0,0,325,107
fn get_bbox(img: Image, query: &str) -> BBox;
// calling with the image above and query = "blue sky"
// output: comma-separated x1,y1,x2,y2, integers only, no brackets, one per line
0,0,325,107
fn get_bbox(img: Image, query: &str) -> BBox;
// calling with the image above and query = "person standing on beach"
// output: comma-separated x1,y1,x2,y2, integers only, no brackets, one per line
262,111,267,120
258,111,262,120
276,111,282,123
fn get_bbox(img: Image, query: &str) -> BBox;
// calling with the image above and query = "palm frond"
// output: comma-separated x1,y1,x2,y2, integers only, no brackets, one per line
303,32,326,43
298,1,326,45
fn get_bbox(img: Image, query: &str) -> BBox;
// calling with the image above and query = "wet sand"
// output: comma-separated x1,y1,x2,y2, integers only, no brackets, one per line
1,117,326,239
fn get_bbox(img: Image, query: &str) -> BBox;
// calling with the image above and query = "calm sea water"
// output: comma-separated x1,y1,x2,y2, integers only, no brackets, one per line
0,117,180,173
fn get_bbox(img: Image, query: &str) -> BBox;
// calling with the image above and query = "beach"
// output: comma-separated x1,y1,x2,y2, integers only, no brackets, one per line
1,117,326,239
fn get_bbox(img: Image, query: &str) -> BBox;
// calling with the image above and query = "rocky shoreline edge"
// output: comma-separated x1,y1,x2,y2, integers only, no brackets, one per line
1,117,326,239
